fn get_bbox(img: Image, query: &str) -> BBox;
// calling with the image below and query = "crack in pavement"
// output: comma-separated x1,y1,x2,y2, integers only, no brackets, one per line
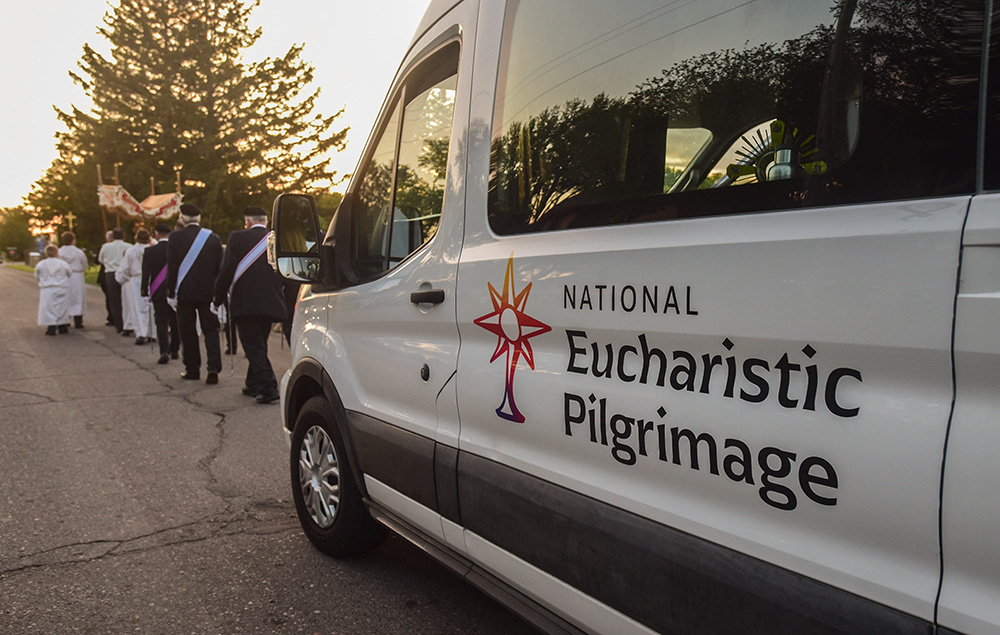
0,387,56,404
199,410,237,501
0,309,298,581
2,503,297,576
35,324,270,551
0,349,35,359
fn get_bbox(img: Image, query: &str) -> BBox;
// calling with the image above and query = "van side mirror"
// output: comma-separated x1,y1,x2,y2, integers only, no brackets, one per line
270,193,322,283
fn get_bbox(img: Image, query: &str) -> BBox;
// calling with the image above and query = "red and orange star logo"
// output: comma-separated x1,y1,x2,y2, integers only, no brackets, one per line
474,254,551,423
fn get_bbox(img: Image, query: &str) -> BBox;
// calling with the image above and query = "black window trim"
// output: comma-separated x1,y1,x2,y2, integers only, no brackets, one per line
348,37,462,284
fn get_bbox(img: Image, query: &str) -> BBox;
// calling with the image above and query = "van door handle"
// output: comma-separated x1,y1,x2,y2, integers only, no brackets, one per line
410,289,445,304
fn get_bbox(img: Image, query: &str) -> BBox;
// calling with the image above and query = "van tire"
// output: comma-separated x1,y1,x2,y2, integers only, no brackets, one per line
290,395,387,557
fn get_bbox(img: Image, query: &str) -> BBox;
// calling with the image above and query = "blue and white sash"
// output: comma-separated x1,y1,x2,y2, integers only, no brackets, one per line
175,228,211,295
228,233,270,297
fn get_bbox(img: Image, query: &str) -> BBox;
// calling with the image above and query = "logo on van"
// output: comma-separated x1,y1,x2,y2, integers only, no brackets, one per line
474,254,551,423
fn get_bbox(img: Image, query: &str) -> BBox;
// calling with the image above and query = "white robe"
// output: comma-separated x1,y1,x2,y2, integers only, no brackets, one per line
58,245,88,318
116,243,151,338
116,265,135,332
34,257,73,326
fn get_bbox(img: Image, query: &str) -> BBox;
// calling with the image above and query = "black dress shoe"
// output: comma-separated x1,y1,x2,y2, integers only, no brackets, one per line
256,393,280,404
180,370,200,380
171,352,179,360
205,372,219,385
157,354,169,365
135,337,147,345
241,387,258,397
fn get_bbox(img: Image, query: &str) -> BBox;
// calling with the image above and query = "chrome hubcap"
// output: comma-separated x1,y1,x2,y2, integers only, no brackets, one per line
298,425,340,528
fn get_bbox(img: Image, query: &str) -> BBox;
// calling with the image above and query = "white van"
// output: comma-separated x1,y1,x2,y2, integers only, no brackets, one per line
268,1,1000,633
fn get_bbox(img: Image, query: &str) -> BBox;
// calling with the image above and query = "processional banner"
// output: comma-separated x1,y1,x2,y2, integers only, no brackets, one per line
98,185,182,220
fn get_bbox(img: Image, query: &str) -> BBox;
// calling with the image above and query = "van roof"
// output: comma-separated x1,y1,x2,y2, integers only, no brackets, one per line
410,0,463,50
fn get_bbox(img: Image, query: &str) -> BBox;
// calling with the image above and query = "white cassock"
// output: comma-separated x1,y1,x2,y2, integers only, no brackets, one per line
58,244,88,318
116,243,150,338
34,257,73,326
115,263,135,332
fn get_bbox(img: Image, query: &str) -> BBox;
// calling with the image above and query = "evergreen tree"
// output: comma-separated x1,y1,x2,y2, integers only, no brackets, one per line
0,208,36,262
28,0,346,248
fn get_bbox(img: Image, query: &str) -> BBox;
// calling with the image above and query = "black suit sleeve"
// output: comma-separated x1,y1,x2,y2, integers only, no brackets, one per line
141,247,151,297
214,232,239,306
167,235,180,299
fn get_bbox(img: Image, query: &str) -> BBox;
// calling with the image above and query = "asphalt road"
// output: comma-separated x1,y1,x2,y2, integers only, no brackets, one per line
0,264,536,634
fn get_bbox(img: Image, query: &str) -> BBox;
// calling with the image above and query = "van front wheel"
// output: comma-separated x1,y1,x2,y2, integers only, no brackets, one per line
290,396,386,557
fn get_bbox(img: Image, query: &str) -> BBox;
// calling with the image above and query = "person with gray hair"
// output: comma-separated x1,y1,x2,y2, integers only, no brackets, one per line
167,203,223,384
98,227,131,333
213,206,287,403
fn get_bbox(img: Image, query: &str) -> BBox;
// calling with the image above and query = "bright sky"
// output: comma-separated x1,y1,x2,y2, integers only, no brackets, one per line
0,0,431,209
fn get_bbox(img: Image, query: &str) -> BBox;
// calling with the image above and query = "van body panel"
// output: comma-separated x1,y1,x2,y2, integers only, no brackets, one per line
458,451,932,635
455,197,965,622
939,192,1000,635
364,476,446,544
463,531,660,635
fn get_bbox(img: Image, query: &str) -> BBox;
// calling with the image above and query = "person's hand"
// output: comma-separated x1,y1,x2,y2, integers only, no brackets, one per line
167,296,177,311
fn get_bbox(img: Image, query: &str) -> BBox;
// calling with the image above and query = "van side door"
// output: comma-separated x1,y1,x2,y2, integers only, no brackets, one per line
320,5,475,542
454,1,982,633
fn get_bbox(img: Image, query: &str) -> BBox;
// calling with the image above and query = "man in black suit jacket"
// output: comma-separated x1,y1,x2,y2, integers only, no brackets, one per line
141,223,180,364
214,206,287,403
168,203,223,384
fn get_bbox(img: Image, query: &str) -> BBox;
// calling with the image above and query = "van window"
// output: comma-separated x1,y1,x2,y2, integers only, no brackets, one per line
351,43,459,278
488,0,982,235
354,103,402,279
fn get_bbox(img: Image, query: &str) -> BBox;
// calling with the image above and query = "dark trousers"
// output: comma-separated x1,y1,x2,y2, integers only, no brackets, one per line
106,275,124,332
98,265,112,322
236,316,278,397
176,301,222,375
222,301,238,354
151,297,180,357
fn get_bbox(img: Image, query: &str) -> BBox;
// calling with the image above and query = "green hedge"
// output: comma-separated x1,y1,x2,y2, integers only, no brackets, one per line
4,263,102,285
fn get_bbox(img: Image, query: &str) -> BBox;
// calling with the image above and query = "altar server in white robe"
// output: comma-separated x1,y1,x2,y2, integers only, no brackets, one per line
117,228,153,344
58,231,89,328
35,244,73,335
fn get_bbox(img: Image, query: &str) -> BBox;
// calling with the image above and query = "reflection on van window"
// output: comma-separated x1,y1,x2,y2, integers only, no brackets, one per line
393,76,457,262
278,197,320,254
278,256,320,281
350,43,459,279
354,101,402,279
488,0,982,234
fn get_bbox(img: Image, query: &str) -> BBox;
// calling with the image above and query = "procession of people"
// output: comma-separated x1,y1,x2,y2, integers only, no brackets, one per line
33,204,290,404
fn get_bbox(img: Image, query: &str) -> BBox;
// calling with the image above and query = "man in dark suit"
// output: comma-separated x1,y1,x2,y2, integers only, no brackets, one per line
141,223,180,364
168,203,223,384
214,206,287,403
